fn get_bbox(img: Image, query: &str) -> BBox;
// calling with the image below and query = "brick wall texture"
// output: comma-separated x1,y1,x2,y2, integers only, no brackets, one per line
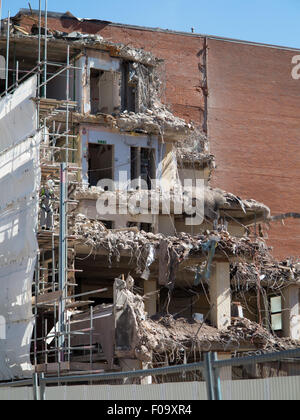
18,14,300,259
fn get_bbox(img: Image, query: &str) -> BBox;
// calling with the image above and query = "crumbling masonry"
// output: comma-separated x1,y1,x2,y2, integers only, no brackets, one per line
0,8,299,382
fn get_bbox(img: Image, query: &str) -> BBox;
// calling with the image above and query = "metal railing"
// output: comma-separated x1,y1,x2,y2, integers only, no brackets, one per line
1,347,300,400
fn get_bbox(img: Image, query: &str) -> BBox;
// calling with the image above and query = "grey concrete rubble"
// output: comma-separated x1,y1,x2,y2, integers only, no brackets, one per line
114,276,300,364
2,8,300,381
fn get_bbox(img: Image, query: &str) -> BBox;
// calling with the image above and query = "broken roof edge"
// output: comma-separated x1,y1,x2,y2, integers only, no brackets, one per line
4,31,162,68
72,213,270,262
14,8,300,53
74,185,271,226
209,187,271,223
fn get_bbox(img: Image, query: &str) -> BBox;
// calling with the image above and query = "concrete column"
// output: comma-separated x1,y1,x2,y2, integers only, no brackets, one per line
210,262,231,329
144,280,157,316
282,285,300,340
217,353,232,381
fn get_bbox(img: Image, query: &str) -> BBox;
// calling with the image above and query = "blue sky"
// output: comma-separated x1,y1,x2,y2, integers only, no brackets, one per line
3,0,300,49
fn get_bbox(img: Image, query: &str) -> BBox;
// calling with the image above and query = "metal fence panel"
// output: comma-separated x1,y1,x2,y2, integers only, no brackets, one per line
44,382,208,401
221,376,300,400
0,387,33,400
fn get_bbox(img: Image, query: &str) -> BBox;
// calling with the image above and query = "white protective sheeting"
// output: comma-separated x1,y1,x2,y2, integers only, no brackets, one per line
0,76,37,154
0,76,40,380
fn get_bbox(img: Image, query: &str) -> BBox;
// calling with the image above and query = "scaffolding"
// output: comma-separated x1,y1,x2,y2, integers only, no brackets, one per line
1,2,109,377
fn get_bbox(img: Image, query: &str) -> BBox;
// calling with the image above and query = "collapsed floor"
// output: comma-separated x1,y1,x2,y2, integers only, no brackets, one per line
114,277,300,365
1,10,299,381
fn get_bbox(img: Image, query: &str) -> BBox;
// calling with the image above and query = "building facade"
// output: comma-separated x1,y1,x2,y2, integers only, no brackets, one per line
0,8,299,381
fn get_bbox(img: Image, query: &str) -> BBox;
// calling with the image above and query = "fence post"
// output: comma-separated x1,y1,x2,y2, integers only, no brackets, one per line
211,352,222,401
204,352,215,400
40,373,46,401
33,372,40,401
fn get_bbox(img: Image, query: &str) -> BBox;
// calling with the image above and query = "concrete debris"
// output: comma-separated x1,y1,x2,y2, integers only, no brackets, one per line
11,25,161,67
205,187,271,220
116,104,194,139
115,279,300,364
231,256,300,291
73,213,270,276
74,185,271,222
73,213,108,233
223,318,300,352
176,129,212,164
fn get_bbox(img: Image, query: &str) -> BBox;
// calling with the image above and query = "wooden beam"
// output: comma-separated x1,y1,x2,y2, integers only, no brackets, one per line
32,290,62,306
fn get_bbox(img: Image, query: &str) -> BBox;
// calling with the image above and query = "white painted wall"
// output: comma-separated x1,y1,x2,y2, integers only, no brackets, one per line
81,126,160,188
0,77,40,380
75,51,121,114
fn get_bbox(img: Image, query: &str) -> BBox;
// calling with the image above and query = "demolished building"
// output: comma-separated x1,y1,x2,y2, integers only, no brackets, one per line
0,8,299,382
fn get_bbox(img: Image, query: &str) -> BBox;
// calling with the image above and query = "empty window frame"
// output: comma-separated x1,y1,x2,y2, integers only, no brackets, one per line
126,221,152,232
90,68,121,115
88,143,114,187
131,147,156,190
270,296,283,331
121,62,138,113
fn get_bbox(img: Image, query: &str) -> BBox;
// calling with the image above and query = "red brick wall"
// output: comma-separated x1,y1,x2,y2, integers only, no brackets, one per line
17,14,205,125
207,39,300,259
17,14,300,258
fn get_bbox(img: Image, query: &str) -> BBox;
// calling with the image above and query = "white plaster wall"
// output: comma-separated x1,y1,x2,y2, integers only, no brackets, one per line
0,78,40,380
76,52,121,114
81,127,160,189
0,76,37,153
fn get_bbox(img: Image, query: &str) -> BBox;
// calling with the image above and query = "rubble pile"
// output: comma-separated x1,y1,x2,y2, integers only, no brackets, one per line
223,318,300,352
231,256,300,291
176,129,213,165
116,280,300,364
74,184,271,223
10,16,198,140
73,214,270,266
116,105,194,139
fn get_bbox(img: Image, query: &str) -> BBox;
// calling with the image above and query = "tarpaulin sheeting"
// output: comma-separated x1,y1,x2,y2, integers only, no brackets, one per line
0,76,37,154
0,76,40,380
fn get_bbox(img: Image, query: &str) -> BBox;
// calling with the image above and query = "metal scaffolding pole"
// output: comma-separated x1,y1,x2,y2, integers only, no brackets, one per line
15,60,19,87
43,0,48,98
5,10,10,94
0,1,2,35
58,162,67,362
38,0,42,75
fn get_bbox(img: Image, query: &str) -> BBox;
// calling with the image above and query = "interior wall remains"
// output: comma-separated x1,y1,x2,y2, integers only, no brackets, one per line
81,126,160,188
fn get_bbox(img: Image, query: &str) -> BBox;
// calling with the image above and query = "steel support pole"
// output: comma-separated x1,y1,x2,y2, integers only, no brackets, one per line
5,10,10,94
34,253,40,369
39,373,46,401
43,0,47,98
16,60,19,87
33,372,40,401
65,45,70,162
58,163,67,362
204,352,222,401
211,352,222,401
0,0,2,34
204,352,215,400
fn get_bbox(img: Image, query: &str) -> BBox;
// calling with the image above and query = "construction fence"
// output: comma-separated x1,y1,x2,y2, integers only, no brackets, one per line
0,348,300,401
